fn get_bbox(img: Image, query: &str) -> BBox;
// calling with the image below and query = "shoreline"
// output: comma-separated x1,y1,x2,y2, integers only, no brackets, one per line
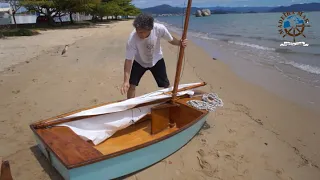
164,22,320,112
0,20,320,180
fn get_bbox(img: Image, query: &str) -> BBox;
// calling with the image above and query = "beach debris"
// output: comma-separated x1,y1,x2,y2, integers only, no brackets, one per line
25,61,30,64
212,57,217,60
265,143,268,146
12,90,20,94
91,98,98,104
61,45,69,55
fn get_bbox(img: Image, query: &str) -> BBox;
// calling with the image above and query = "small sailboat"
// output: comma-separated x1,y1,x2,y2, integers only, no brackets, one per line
29,0,223,179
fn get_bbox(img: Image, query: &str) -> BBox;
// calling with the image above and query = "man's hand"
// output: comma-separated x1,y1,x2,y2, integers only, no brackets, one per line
181,39,188,48
121,81,130,95
169,37,188,47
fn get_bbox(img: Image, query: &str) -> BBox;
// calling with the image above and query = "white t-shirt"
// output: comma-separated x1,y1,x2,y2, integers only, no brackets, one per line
125,23,174,68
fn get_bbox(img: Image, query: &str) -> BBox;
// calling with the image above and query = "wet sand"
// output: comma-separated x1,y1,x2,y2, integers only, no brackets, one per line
0,20,320,180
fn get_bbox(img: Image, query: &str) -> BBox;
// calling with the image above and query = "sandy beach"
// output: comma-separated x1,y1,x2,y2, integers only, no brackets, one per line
1,20,320,180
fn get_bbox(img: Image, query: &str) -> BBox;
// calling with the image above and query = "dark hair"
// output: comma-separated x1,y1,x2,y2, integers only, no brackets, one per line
133,13,154,30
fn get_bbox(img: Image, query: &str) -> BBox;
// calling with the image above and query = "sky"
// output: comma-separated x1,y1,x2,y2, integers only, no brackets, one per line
132,0,320,8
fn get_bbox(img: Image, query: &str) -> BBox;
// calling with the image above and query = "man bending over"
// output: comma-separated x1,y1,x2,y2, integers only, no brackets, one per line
121,13,187,99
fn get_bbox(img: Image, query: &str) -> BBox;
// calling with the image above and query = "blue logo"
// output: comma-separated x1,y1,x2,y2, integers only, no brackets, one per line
278,12,311,43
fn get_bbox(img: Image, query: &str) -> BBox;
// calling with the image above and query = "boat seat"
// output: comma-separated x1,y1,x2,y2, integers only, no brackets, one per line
36,126,103,169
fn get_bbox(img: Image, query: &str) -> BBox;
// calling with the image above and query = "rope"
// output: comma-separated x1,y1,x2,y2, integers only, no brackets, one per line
187,93,223,112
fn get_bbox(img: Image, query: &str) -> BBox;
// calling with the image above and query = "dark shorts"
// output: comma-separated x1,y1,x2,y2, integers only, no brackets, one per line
129,58,170,88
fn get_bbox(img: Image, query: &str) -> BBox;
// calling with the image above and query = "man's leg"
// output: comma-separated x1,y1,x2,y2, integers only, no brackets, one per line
127,85,136,99
150,58,170,88
128,61,147,99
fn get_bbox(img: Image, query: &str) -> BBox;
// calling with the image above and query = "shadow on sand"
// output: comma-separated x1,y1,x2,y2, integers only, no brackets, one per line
30,145,64,180
1,19,131,32
29,144,142,180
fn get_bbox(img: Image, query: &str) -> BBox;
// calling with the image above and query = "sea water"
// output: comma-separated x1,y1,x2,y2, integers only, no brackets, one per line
156,12,320,110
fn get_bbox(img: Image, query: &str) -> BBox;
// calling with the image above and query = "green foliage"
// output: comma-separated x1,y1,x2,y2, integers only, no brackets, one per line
0,28,40,36
21,0,140,25
21,0,55,11
89,0,140,21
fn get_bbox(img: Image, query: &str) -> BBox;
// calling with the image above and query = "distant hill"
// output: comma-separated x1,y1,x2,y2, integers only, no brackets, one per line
208,6,273,13
269,2,320,12
140,3,320,15
141,4,200,14
140,4,272,14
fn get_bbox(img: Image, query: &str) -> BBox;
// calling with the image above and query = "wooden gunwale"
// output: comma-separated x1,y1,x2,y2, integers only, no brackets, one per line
31,82,206,129
30,97,208,170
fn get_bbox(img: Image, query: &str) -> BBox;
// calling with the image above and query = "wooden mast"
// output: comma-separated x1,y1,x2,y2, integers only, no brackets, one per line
171,0,193,102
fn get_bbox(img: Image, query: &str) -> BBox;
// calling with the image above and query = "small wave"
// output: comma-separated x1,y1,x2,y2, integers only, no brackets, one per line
195,34,219,41
213,32,284,43
214,33,242,38
283,61,320,75
228,41,275,51
275,48,320,56
248,36,284,43
275,48,294,53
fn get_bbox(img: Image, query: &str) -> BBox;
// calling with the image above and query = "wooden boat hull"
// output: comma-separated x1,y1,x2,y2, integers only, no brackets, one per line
33,113,208,180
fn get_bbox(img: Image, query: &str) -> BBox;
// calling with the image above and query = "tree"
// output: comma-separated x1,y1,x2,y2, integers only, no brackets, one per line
123,3,140,18
22,0,57,25
4,0,23,28
22,0,99,25
60,0,100,23
105,0,140,20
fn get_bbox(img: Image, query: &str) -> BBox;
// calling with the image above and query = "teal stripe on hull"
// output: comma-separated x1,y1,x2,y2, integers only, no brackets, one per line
34,115,208,180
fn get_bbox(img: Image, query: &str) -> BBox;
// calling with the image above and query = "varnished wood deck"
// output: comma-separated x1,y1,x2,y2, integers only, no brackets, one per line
94,120,179,155
94,96,205,155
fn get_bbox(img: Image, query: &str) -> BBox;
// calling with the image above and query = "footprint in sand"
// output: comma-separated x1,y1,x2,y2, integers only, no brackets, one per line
196,149,218,177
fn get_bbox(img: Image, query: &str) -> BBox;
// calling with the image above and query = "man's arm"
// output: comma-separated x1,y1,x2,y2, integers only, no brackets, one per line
123,59,133,83
160,24,187,47
168,36,182,46
121,59,133,95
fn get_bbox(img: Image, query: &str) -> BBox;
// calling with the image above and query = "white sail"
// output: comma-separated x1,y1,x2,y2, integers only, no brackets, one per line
55,82,202,145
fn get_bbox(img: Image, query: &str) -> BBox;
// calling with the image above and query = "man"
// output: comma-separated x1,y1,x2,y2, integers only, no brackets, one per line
120,13,188,99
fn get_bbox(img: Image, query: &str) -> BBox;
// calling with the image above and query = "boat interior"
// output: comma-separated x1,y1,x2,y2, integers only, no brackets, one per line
31,95,208,169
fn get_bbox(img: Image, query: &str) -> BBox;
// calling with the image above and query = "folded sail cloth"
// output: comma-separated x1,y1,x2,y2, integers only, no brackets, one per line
55,82,202,145
57,103,161,145
57,82,202,120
